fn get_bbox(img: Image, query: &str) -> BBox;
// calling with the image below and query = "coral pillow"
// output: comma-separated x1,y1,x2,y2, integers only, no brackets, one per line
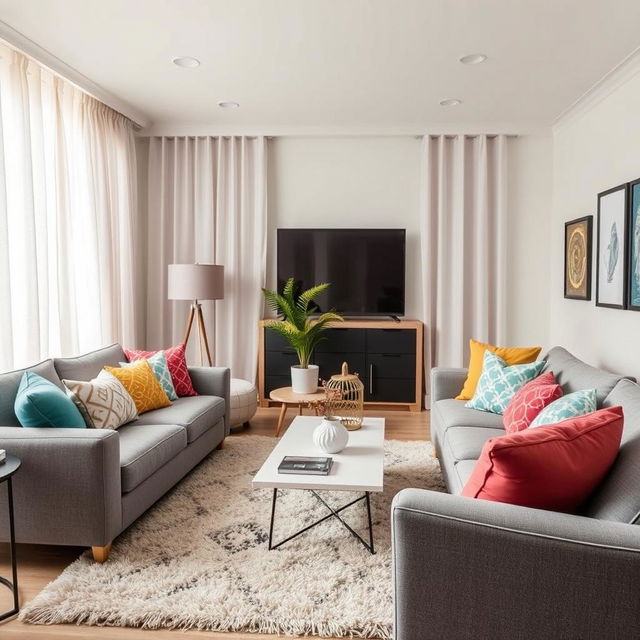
104,360,171,414
503,371,563,433
124,343,197,397
461,406,624,512
456,338,542,401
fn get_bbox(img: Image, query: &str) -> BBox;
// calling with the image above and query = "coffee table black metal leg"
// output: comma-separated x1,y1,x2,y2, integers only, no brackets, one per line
0,477,19,622
268,488,277,550
365,491,374,554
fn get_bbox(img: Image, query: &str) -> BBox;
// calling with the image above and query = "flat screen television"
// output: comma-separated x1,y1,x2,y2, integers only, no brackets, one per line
277,228,406,316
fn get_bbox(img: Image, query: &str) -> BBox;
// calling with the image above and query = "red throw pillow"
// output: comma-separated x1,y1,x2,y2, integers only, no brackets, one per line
124,343,197,397
503,371,563,433
461,406,623,512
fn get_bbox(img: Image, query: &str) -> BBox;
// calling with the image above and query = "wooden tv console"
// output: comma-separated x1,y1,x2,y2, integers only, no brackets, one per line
258,319,423,412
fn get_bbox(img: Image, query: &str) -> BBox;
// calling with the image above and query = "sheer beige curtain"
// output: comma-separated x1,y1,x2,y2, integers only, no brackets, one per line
0,46,139,371
145,136,267,381
420,134,508,373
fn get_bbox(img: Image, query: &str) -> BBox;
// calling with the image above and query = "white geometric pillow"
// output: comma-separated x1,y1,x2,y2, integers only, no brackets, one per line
63,370,138,429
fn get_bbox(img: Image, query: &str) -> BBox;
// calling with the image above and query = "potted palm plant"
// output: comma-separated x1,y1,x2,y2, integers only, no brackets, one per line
262,278,343,393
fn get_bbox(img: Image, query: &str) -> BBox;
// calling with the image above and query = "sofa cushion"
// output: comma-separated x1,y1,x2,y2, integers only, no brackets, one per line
503,371,563,433
54,344,126,382
433,399,505,433
452,460,477,495
530,389,597,427
444,426,505,461
132,396,225,443
0,359,63,427
585,379,640,523
105,360,171,414
543,346,629,405
461,407,624,512
118,423,187,492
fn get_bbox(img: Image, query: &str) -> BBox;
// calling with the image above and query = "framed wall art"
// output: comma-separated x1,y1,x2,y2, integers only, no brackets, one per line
627,177,640,311
564,216,592,300
596,184,628,309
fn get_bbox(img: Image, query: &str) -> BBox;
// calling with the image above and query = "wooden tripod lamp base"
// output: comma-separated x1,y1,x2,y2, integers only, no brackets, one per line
168,263,224,368
183,301,213,367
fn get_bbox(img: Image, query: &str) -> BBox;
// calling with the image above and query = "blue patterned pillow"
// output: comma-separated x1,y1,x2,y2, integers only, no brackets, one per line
120,351,177,401
465,351,545,415
530,389,597,427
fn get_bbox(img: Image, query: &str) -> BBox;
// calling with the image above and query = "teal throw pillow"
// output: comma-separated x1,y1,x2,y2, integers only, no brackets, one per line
465,351,545,415
530,389,597,427
120,351,177,401
14,371,86,428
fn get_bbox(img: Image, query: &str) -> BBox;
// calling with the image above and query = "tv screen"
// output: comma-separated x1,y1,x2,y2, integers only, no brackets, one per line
277,228,406,316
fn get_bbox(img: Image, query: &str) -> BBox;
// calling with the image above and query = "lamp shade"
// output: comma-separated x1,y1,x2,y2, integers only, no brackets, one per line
167,264,224,301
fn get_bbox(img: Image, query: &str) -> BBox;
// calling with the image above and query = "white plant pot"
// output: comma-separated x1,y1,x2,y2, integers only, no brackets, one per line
290,364,319,394
313,417,349,454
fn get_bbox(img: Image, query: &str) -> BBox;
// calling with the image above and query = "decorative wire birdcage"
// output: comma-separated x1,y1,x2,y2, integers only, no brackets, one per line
324,362,364,430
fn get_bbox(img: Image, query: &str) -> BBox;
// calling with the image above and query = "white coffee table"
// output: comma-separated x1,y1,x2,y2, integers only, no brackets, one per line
252,415,385,553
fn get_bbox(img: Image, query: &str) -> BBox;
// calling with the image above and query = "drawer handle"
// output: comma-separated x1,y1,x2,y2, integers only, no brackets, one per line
381,353,401,357
369,364,373,394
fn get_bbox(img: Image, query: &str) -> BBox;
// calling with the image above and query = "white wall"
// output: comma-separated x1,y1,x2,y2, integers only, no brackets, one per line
550,71,640,377
506,134,552,347
266,136,422,317
267,135,552,351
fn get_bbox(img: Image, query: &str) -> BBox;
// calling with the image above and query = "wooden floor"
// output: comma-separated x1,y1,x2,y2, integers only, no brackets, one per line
0,407,430,639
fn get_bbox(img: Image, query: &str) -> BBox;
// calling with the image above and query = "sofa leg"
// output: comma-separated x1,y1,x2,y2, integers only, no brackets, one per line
92,542,112,563
216,438,225,450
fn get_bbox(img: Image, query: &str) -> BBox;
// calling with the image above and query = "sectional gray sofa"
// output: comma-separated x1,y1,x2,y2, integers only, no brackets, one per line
0,344,230,562
392,346,640,640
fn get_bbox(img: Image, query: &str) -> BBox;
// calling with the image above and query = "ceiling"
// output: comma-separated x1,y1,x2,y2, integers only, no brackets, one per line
0,0,639,133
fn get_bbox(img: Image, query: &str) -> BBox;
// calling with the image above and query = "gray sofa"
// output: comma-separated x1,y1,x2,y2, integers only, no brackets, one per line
0,344,230,562
392,346,640,639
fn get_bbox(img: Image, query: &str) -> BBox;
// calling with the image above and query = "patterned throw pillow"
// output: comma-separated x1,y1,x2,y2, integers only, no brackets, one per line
530,389,597,428
104,360,171,414
124,343,197,397
120,351,177,401
465,351,545,415
503,371,563,433
63,370,138,429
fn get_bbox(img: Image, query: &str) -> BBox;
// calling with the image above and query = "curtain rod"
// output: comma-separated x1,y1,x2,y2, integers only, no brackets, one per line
143,133,519,141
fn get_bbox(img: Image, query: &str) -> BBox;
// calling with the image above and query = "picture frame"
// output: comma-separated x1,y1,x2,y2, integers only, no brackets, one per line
627,177,640,311
596,184,628,309
564,216,592,300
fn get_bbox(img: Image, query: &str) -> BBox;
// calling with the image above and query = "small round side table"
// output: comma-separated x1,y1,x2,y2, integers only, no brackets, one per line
0,454,21,621
269,387,326,437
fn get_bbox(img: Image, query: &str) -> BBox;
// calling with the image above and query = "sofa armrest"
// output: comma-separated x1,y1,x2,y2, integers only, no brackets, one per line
0,427,121,547
430,367,467,406
392,488,640,640
189,366,231,436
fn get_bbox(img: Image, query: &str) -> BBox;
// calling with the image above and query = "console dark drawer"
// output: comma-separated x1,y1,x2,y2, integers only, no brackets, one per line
367,329,415,354
265,331,295,353
367,353,416,379
265,375,292,396
264,350,299,376
315,328,366,353
365,377,416,403
314,352,366,383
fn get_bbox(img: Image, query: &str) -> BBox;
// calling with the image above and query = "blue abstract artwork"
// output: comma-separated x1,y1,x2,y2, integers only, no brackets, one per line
630,183,640,307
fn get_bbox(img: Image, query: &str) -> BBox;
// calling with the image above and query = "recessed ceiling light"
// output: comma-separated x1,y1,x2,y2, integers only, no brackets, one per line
459,53,487,65
217,101,240,109
172,56,200,68
439,98,462,107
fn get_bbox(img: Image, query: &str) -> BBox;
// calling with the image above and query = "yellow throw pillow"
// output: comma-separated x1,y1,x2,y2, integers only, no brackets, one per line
456,338,542,401
104,359,171,414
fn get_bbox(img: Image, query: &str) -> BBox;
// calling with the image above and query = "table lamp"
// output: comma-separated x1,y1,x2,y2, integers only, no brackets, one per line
168,263,224,366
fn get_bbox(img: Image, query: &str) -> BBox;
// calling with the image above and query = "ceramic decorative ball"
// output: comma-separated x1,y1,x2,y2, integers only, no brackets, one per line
313,416,349,454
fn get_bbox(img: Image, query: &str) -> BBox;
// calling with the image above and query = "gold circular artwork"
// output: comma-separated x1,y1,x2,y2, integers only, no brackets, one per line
568,226,587,289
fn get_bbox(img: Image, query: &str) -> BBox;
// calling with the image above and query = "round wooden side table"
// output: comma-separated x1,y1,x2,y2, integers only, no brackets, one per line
0,454,21,622
269,387,326,437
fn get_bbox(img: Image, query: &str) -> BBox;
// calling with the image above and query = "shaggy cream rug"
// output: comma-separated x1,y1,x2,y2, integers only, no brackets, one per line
20,435,444,638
